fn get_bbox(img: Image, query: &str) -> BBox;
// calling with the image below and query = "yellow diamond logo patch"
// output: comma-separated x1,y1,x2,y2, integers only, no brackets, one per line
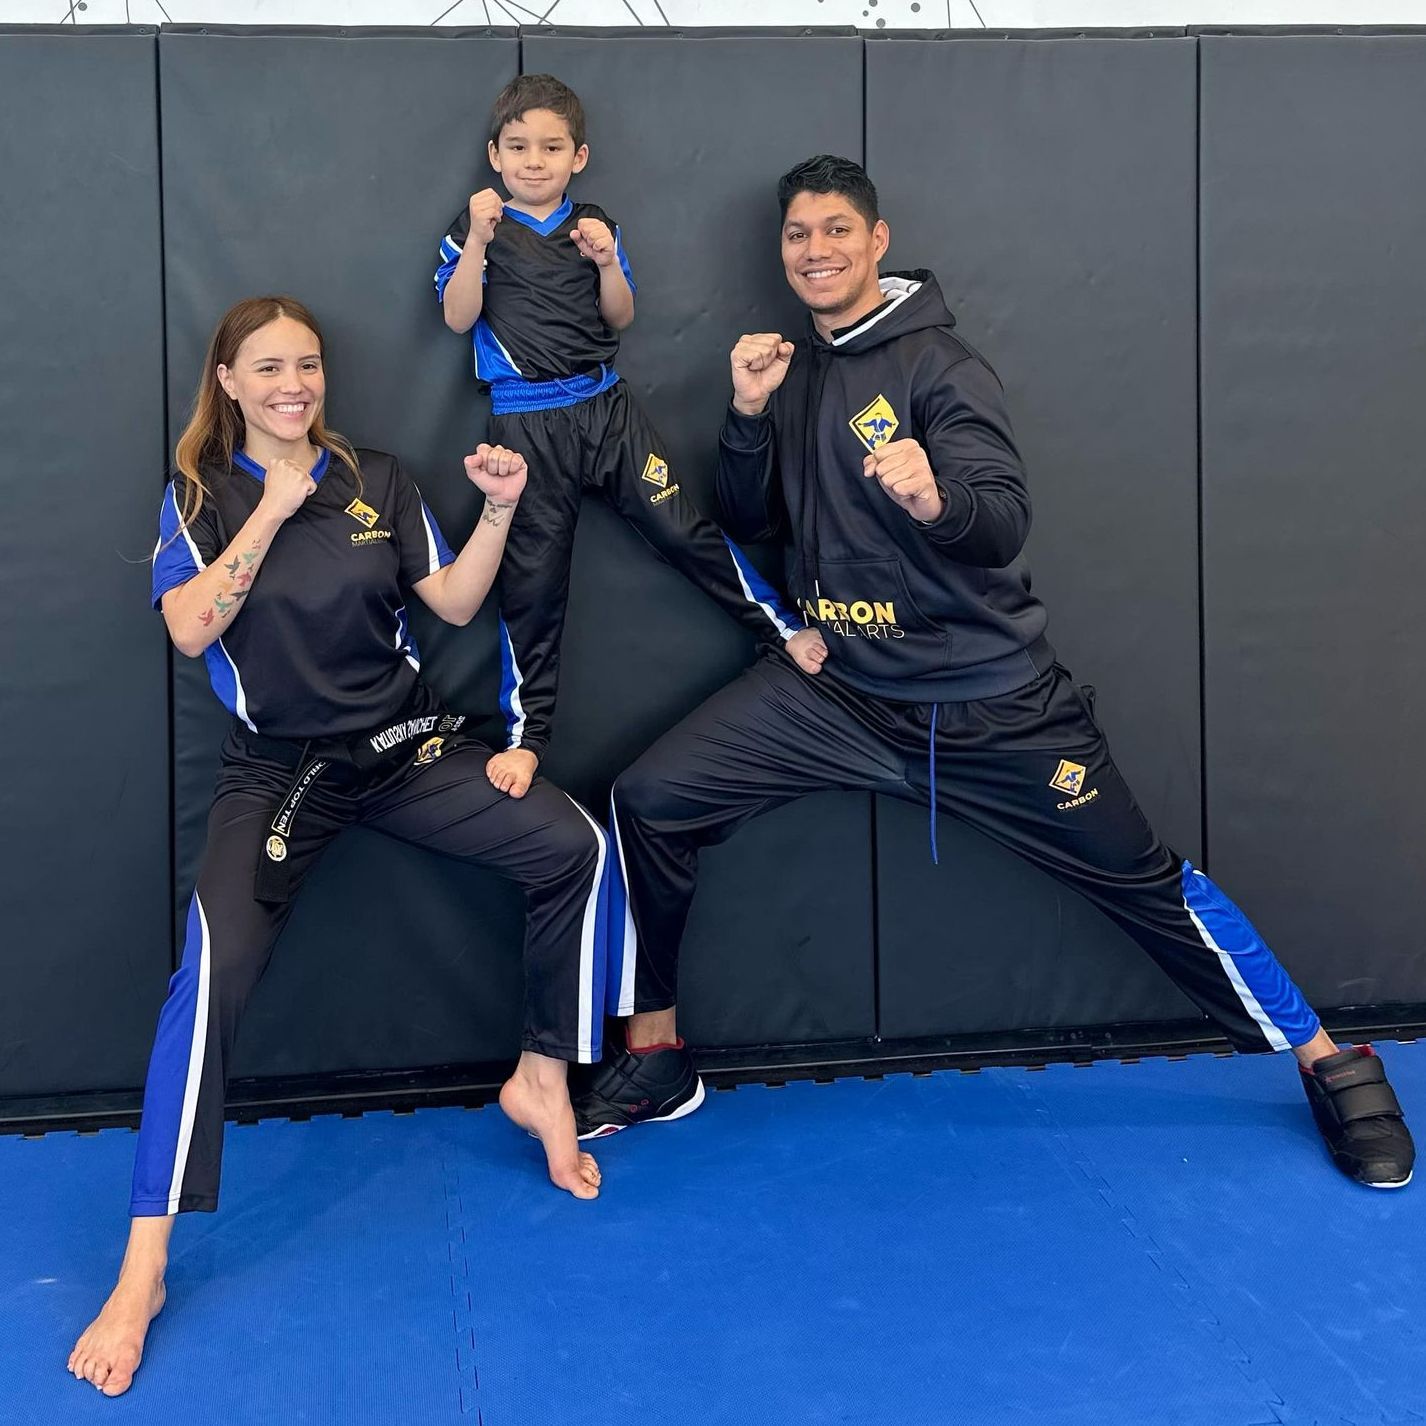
1049,760,1088,797
345,497,380,529
641,453,670,488
850,394,899,452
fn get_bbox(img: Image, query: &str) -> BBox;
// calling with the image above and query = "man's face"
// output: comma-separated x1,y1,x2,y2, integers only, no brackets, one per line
781,191,890,324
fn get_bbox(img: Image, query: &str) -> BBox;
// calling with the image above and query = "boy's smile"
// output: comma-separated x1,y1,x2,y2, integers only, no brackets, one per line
488,106,589,219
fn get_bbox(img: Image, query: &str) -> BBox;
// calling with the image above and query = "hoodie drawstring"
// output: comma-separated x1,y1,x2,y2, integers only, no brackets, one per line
928,704,939,866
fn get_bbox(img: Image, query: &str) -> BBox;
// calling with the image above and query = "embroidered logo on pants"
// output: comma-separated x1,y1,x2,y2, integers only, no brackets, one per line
1051,759,1099,811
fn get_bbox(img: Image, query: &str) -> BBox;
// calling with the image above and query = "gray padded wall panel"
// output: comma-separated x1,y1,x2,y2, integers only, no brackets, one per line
160,28,529,1076
1200,35,1426,1008
523,31,876,1046
866,35,1204,1038
0,29,171,1095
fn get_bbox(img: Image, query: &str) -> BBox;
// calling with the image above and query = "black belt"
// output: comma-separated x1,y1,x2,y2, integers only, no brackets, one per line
240,692,470,903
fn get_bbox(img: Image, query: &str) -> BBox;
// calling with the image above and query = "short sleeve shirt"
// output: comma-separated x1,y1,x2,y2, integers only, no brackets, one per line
435,196,636,384
151,447,455,739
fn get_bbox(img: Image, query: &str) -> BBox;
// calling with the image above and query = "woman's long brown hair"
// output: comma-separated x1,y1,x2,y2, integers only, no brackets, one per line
171,295,361,532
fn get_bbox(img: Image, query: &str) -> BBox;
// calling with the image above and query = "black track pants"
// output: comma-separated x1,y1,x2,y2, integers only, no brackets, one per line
489,383,801,757
129,730,607,1215
606,655,1321,1055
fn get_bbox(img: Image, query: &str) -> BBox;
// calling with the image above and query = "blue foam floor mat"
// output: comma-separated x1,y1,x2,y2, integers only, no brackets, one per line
3,1045,1424,1425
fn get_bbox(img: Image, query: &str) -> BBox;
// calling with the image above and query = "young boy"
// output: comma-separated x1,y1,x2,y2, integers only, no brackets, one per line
435,74,826,798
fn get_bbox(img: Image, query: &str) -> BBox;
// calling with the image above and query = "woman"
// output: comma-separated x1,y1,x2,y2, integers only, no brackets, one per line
68,296,605,1398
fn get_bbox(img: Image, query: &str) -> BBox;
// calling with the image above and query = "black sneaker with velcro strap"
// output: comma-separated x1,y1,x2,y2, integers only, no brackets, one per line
572,1039,705,1141
1301,1045,1414,1188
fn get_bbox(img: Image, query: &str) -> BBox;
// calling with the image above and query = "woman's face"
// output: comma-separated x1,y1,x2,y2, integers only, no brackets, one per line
216,316,325,447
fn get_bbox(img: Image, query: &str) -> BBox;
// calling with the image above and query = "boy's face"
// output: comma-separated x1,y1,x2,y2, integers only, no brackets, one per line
488,108,588,209
781,190,890,325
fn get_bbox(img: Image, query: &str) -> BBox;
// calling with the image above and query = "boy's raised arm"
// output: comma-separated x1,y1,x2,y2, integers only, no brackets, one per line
572,217,635,332
439,190,504,334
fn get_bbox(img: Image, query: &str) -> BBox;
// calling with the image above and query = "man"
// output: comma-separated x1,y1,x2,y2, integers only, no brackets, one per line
574,154,1412,1189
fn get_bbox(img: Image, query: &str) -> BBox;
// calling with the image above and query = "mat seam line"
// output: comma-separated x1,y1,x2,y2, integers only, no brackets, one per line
443,1154,483,1418
1009,1071,1291,1426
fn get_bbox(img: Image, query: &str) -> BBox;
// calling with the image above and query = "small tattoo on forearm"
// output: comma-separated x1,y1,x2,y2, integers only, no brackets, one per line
481,500,516,529
241,548,258,566
198,609,215,626
235,571,253,589
224,556,241,576
215,595,233,616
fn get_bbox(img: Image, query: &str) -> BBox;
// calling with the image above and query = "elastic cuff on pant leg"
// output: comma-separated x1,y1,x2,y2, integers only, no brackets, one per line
129,1194,218,1217
519,1034,586,1064
1219,1013,1322,1056
1283,1012,1325,1053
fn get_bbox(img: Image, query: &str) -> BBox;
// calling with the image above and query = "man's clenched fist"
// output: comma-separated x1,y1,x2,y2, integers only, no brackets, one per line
863,439,944,522
730,333,794,416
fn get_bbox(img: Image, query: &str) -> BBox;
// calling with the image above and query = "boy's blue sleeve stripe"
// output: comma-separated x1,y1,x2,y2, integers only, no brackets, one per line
614,226,636,295
151,481,202,608
435,233,464,300
436,235,487,300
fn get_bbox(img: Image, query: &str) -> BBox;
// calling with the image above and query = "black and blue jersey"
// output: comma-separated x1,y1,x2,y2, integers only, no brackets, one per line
435,197,635,391
152,447,455,739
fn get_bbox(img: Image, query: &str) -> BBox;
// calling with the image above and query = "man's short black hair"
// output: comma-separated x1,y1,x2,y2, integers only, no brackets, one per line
489,74,587,150
777,155,880,227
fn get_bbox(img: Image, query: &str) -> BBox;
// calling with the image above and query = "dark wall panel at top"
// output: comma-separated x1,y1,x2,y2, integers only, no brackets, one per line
1200,36,1426,1008
523,31,874,1046
0,29,170,1095
160,29,529,1077
866,36,1204,1039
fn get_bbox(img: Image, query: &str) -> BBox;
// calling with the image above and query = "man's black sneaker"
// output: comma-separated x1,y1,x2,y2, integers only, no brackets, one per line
573,1040,705,1141
1301,1044,1414,1188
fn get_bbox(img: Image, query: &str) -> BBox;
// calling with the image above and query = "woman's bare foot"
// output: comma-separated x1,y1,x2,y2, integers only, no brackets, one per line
785,627,828,675
498,1051,601,1199
69,1215,173,1397
486,748,539,798
67,1270,167,1397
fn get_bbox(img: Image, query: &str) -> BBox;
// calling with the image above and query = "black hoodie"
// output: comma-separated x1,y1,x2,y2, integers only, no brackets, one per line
716,270,1054,704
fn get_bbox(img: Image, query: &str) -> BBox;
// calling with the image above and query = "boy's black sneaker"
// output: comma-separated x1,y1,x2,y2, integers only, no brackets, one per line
573,1039,704,1141
1301,1044,1414,1188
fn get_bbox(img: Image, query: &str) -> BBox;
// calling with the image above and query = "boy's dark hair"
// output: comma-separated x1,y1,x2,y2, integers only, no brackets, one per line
488,74,587,150
776,155,880,227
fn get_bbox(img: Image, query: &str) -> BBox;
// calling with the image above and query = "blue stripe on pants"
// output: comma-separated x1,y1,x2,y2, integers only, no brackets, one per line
130,894,209,1214
1180,862,1321,1051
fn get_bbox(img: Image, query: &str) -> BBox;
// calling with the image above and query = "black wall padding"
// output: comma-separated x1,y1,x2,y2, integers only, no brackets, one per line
7,27,1426,1111
0,29,171,1095
160,28,532,1075
865,35,1205,1038
1199,35,1426,1007
521,29,875,1047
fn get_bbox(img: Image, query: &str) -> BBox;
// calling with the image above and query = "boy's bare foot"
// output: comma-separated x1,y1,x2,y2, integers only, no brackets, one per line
67,1273,166,1397
486,748,539,798
785,627,828,675
498,1052,602,1200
